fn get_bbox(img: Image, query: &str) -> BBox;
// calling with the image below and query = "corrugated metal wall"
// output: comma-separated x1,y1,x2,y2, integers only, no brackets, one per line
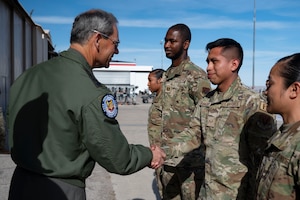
0,0,55,114
0,0,11,114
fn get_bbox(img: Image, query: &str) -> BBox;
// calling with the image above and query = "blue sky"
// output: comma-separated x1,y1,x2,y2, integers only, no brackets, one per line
19,0,300,87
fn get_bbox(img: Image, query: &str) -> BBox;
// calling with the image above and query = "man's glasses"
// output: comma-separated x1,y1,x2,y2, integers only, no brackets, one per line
92,30,120,48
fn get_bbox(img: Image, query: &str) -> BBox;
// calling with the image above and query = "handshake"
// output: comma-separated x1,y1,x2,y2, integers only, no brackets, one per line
150,145,166,169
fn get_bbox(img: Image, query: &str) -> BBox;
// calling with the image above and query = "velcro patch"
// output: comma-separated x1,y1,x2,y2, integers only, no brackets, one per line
260,101,268,112
101,94,118,118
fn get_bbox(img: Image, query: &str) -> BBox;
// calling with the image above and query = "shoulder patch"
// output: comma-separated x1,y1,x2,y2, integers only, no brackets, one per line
101,94,118,118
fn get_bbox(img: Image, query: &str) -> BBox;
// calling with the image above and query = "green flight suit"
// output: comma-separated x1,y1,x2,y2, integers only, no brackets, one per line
7,48,152,191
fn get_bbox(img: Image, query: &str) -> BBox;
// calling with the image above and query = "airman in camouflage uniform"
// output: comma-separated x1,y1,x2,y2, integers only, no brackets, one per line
147,69,165,146
156,24,211,200
148,90,164,197
164,38,276,200
255,53,300,199
198,77,276,200
148,91,163,146
160,59,210,200
147,69,165,197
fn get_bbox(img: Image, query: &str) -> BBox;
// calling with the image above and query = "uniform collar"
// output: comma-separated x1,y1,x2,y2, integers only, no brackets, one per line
59,48,92,72
59,48,102,87
165,57,191,80
267,121,300,151
207,76,242,104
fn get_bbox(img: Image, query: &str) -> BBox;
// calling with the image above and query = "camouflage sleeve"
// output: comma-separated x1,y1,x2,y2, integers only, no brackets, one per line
293,149,300,186
285,143,300,194
189,72,211,104
162,104,202,159
240,96,277,168
265,136,300,198
238,96,277,198
147,102,162,146
148,124,162,146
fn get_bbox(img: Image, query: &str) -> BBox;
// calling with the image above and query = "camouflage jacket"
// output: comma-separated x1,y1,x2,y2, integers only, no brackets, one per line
148,92,163,146
159,57,211,166
256,121,300,200
165,77,276,199
199,77,276,200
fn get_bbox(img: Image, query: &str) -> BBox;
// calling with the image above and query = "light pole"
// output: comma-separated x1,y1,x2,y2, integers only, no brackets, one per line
252,0,256,89
160,40,164,68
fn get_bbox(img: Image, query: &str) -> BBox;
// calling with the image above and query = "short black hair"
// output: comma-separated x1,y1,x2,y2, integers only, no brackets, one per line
206,38,244,71
168,23,191,42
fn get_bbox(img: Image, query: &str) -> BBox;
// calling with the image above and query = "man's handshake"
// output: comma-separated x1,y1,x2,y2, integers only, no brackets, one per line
149,145,166,169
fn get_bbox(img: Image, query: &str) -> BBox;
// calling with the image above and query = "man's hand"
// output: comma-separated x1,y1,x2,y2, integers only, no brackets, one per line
150,145,166,169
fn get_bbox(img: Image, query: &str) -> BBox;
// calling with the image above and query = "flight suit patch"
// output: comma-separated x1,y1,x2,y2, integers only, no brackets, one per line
101,94,118,119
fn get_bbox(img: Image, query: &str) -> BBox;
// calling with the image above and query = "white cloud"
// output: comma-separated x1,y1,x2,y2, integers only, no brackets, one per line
33,16,73,24
119,17,298,30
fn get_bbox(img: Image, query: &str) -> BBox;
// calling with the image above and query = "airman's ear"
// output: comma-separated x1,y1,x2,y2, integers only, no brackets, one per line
183,40,190,50
289,82,300,99
231,59,239,72
158,77,163,84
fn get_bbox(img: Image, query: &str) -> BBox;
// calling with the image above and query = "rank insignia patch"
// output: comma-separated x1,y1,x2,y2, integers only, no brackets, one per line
101,94,118,118
259,101,268,112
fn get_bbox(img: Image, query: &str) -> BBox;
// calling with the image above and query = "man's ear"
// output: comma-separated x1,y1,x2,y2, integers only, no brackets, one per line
231,59,239,72
93,34,101,49
183,40,190,50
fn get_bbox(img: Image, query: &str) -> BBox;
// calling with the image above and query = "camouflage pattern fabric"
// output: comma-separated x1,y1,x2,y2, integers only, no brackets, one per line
148,92,163,146
158,165,204,200
238,111,277,200
0,107,5,152
256,121,300,199
148,92,164,197
161,58,211,167
164,77,276,200
198,77,276,200
153,57,211,200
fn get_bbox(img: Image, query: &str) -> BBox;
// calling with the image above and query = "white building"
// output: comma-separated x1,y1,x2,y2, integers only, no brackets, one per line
93,61,153,94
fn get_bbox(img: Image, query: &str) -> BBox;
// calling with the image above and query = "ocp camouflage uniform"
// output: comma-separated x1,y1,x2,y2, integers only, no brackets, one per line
158,57,211,200
165,77,276,200
255,121,300,199
148,91,164,198
148,92,163,146
197,77,276,200
239,110,277,200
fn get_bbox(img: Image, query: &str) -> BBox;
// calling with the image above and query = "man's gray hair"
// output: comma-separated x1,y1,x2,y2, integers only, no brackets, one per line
70,9,118,45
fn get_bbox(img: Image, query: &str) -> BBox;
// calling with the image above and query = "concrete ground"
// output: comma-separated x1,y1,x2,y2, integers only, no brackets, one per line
0,95,160,200
0,94,282,200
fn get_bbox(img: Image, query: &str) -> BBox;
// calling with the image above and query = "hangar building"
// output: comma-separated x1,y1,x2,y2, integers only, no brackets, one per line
93,61,153,94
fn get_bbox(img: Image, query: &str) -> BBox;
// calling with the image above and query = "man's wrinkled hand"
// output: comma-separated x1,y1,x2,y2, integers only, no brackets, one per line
150,145,166,169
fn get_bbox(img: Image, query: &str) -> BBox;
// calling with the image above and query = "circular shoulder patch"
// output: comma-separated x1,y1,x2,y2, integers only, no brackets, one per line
101,94,118,118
